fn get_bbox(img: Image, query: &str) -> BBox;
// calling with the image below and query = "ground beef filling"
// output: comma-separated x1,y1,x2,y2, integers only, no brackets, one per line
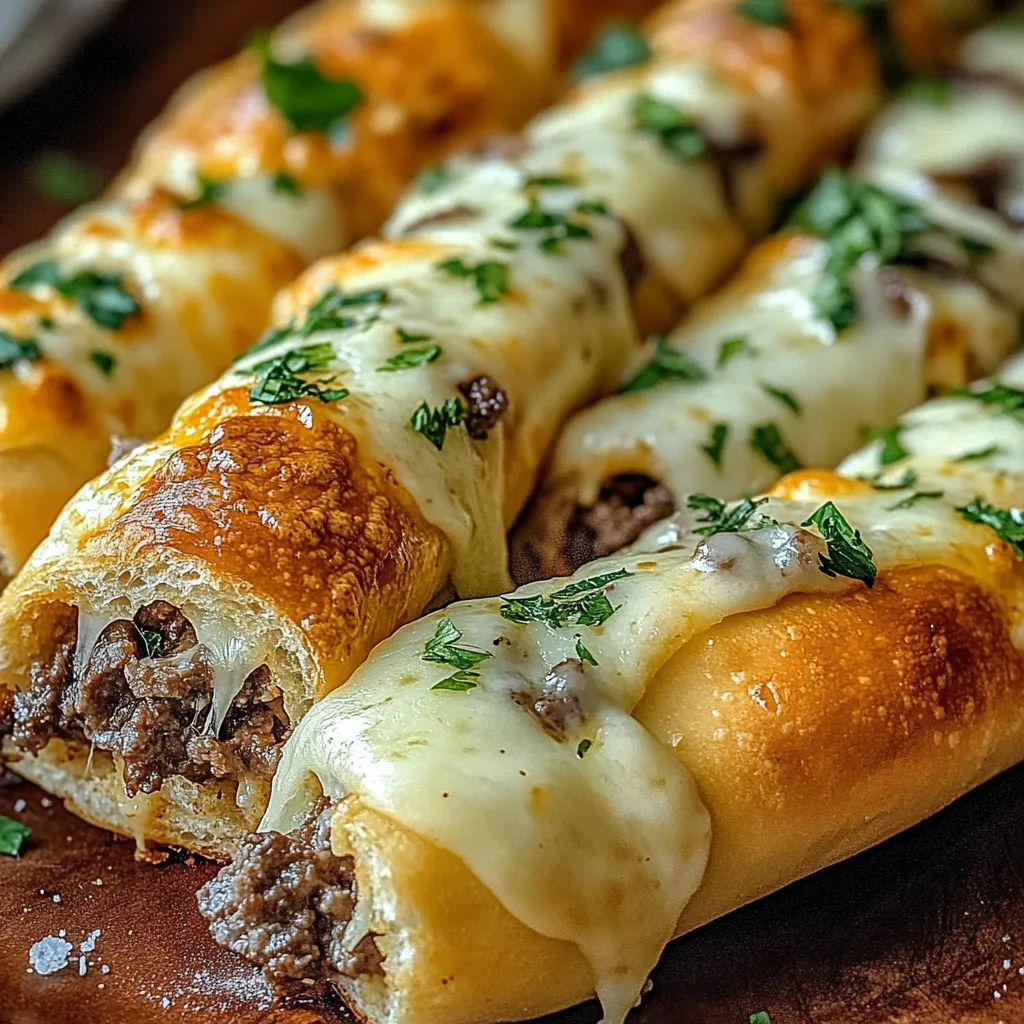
5,601,289,796
197,800,384,995
564,474,676,571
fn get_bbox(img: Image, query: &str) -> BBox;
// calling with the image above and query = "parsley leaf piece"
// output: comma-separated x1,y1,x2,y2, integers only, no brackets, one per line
575,635,598,666
525,174,578,189
432,671,479,692
737,0,788,25
249,343,348,406
888,490,943,511
717,335,756,368
137,627,164,659
271,171,303,196
957,445,1000,462
0,331,42,370
31,150,104,205
619,337,708,393
423,617,492,672
398,328,432,345
510,200,594,254
633,94,707,160
90,351,116,376
417,164,454,195
378,345,441,372
576,199,610,217
254,35,363,134
437,258,509,305
749,1014,773,1024
499,569,632,629
177,175,226,210
761,383,801,415
864,468,917,490
801,501,877,587
955,382,1024,419
956,497,1024,557
905,75,950,105
574,23,652,80
688,493,772,535
11,261,141,330
0,814,31,857
577,738,594,758
410,398,465,450
750,423,802,473
866,424,908,465
701,422,730,468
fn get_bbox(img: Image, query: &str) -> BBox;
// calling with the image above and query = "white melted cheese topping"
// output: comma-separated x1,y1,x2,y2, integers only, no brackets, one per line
263,350,1024,1023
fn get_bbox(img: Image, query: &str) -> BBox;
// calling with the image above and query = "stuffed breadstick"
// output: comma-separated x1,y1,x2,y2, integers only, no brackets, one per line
0,0,647,589
512,12,1024,579
196,354,1024,1024
0,0,900,851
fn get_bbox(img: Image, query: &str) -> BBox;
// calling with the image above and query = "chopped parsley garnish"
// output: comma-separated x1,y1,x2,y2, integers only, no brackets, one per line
801,501,877,587
137,627,164,659
761,383,801,415
576,199,610,217
89,351,116,376
957,445,1000,462
301,286,388,336
177,175,226,210
618,337,707,393
397,328,432,345
888,489,943,511
0,331,42,370
750,423,802,473
525,174,578,189
717,335,756,368
633,94,707,160
954,382,1024,420
866,424,908,465
417,164,454,195
749,1014,773,1024
737,0,788,25
378,345,441,372
701,422,730,468
576,738,594,758
253,34,363,134
500,569,632,629
905,75,951,105
510,200,594,254
0,814,31,857
432,672,479,692
249,343,348,406
31,150,103,205
956,497,1024,557
575,635,598,666
573,23,652,80
271,171,303,196
688,493,772,535
437,258,509,305
423,618,491,692
865,468,917,490
410,398,465,450
11,261,141,330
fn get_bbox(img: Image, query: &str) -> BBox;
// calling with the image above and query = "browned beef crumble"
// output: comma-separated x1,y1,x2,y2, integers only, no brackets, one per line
2,600,289,796
458,374,508,440
512,658,590,740
197,800,384,996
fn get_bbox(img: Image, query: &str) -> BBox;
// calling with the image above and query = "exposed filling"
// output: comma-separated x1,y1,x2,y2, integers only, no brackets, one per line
3,602,289,796
197,799,384,995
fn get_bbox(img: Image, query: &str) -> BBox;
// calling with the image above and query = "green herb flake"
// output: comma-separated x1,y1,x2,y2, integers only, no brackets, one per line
575,635,598,666
801,501,877,587
717,335,756,368
749,1014,773,1024
500,569,633,630
417,164,454,195
90,351,116,376
378,345,442,372
687,493,773,536
423,617,492,672
888,489,943,511
249,343,348,406
955,382,1024,420
904,75,950,105
271,171,303,196
619,337,708,393
576,738,594,758
524,174,578,189
866,424,908,466
31,150,104,205
0,814,31,857
573,23,652,80
431,672,479,692
737,0,788,26
701,422,730,468
397,328,432,345
411,397,465,450
11,261,141,330
576,199,610,217
957,445,1000,462
137,627,164,659
633,93,707,160
0,331,42,370
254,34,363,134
437,258,509,305
510,200,594,254
177,175,227,210
865,468,917,490
750,423,803,473
761,383,801,415
956,497,1024,557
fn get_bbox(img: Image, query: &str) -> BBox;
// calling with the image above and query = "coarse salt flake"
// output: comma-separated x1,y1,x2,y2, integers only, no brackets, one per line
28,937,73,976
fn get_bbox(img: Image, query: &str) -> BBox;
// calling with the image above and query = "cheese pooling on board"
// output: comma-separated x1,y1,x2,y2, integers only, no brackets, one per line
0,0,657,588
0,0,908,856
200,353,1024,1024
511,11,1024,581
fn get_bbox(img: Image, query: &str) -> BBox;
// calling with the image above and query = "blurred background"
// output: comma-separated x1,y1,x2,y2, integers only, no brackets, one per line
0,0,308,253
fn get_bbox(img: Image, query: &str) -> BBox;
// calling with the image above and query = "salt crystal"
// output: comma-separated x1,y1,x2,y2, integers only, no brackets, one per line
28,937,73,976
13,799,26,813
1004,960,1011,970
160,997,171,1008
78,956,87,977
58,930,66,938
1004,935,1011,943
80,929,101,954
52,894,61,904
40,797,52,808
101,965,110,975
994,991,1002,1000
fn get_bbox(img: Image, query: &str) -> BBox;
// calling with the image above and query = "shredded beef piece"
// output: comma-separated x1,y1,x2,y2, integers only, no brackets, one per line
11,607,77,753
124,647,214,700
101,698,193,796
76,621,142,735
564,474,676,570
458,375,508,440
512,658,591,740
134,600,198,656
198,800,383,996
0,688,13,740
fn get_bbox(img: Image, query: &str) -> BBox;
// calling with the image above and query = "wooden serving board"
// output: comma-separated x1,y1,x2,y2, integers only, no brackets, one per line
2,765,1024,1024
